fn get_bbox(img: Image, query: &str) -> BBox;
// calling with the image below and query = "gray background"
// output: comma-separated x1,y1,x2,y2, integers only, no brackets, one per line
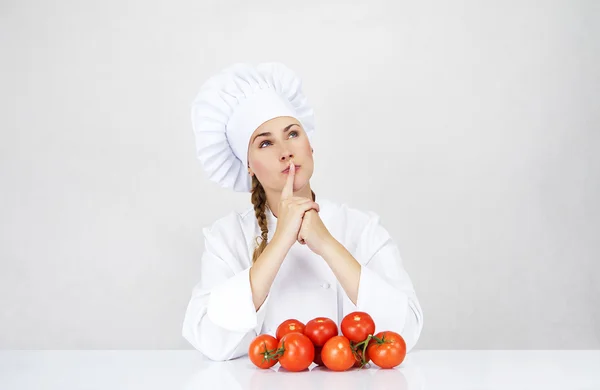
1,0,598,349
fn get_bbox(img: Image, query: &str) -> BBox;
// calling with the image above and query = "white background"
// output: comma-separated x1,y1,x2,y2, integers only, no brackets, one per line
1,0,598,349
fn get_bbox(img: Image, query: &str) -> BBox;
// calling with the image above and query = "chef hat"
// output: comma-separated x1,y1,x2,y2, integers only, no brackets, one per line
191,62,316,192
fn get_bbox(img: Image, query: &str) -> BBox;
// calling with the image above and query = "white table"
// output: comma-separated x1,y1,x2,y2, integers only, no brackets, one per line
1,350,599,390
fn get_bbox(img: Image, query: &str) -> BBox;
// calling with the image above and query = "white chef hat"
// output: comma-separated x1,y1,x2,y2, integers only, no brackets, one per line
190,62,316,192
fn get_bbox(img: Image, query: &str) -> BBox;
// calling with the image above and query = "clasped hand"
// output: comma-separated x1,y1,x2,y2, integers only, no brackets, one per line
274,162,334,256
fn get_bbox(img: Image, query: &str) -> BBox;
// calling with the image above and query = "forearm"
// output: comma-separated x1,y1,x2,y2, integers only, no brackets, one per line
249,236,290,311
320,238,361,305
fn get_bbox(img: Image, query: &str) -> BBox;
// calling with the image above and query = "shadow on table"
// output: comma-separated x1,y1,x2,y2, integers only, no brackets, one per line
182,355,422,390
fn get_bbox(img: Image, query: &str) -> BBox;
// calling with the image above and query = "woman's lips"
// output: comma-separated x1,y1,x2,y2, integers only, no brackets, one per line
282,166,300,174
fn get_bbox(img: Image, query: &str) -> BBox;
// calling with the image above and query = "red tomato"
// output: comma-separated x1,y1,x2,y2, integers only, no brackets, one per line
276,319,306,340
304,317,338,347
367,331,407,369
277,332,315,372
341,311,375,343
313,346,324,366
353,347,370,368
321,335,355,372
248,334,279,369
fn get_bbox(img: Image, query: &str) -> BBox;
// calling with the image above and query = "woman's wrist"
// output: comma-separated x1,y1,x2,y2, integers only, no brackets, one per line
270,231,292,253
319,235,341,258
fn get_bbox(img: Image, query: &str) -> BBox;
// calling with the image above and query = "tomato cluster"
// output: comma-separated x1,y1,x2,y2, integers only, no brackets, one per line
248,311,407,371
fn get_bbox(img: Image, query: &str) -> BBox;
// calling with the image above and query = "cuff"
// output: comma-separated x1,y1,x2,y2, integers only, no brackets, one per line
356,265,410,334
206,266,270,334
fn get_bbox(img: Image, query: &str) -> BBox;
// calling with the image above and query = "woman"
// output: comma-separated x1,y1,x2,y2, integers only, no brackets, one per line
182,62,423,361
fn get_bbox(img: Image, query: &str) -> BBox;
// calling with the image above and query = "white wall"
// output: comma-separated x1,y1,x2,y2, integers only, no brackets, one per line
0,0,598,349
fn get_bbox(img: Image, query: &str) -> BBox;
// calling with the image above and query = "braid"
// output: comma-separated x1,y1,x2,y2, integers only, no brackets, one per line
250,175,317,263
251,175,269,263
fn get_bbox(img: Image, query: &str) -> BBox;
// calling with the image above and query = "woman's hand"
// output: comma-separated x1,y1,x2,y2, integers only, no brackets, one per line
297,209,335,256
272,162,320,251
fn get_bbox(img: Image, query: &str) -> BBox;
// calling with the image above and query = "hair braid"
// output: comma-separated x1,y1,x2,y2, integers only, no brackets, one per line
251,175,269,263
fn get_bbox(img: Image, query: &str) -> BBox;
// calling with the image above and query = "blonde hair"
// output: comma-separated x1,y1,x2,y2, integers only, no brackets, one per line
250,174,315,263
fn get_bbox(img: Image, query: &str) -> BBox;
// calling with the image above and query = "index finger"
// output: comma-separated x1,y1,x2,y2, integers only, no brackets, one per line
281,161,295,200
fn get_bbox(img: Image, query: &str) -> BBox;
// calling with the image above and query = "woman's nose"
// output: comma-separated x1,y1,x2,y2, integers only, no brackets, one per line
280,153,293,161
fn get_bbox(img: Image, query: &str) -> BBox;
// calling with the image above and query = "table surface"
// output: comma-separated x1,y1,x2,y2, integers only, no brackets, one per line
1,350,599,390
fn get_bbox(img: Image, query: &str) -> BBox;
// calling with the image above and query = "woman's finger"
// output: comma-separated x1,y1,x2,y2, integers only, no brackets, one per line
280,161,295,200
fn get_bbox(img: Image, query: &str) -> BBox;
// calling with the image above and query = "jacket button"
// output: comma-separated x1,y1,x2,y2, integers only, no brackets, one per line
321,282,331,289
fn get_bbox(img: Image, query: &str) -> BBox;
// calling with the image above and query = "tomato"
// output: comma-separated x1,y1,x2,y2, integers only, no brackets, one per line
304,317,338,347
248,334,279,369
277,332,315,372
367,331,406,369
276,319,306,340
313,346,324,366
352,347,370,368
341,311,375,343
321,335,355,371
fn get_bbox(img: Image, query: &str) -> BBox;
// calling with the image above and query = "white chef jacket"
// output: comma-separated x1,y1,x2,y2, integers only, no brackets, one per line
182,197,424,361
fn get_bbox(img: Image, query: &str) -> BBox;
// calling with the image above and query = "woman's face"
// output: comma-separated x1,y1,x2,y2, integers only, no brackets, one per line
247,116,314,193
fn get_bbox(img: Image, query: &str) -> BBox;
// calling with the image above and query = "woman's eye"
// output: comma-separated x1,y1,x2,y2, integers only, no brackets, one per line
259,131,298,148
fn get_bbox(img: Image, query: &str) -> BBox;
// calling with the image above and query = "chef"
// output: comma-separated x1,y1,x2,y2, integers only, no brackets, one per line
182,62,424,361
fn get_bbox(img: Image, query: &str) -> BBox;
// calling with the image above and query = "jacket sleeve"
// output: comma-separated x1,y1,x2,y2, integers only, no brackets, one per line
351,212,424,353
182,225,271,361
